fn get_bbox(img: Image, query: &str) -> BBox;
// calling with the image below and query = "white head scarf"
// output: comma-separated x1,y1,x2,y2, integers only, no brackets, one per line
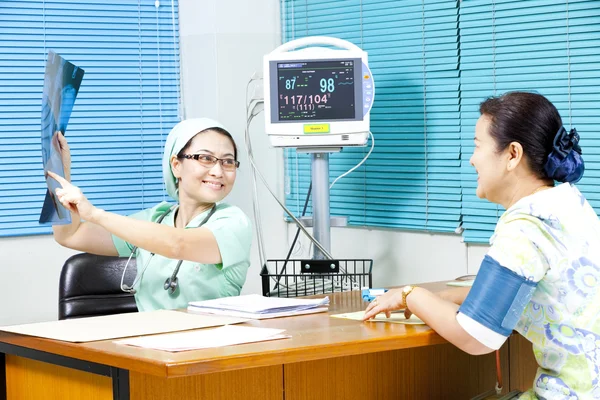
162,118,227,201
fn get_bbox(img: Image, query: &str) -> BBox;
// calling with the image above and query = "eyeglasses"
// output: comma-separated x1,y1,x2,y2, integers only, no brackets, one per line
180,154,240,170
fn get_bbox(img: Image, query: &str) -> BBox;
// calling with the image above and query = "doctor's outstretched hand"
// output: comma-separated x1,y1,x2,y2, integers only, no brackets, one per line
48,171,98,221
362,288,412,321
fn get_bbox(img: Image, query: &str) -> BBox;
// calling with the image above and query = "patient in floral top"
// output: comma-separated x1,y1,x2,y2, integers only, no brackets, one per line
365,91,600,399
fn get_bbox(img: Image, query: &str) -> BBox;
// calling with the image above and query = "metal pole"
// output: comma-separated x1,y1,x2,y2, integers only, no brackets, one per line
311,152,331,259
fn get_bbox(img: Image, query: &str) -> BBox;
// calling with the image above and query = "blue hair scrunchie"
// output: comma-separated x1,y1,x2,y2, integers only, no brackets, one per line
543,126,585,183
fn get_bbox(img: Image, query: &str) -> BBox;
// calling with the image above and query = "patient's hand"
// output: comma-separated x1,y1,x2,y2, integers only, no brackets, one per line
362,288,404,321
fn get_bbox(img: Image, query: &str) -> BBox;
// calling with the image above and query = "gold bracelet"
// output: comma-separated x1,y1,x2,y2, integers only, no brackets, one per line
401,285,416,308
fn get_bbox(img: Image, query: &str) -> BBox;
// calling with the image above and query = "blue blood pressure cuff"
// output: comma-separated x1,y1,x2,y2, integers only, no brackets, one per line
458,255,537,337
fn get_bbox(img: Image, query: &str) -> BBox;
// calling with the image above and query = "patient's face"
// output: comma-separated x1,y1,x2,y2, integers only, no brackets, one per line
470,115,509,204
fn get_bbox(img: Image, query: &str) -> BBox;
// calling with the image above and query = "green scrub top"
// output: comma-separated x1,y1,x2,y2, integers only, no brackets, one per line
112,201,252,312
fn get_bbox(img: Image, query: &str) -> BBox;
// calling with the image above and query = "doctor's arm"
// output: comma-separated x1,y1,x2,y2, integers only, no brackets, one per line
89,208,222,264
49,172,222,264
50,134,117,256
53,214,119,256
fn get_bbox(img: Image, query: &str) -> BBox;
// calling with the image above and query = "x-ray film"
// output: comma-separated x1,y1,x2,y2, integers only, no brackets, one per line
39,51,84,225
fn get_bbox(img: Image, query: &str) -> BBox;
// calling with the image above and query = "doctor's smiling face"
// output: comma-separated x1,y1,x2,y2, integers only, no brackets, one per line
171,129,239,205
470,114,511,204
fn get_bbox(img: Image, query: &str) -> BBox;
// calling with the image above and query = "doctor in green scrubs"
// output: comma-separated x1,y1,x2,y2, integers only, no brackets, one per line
50,118,252,311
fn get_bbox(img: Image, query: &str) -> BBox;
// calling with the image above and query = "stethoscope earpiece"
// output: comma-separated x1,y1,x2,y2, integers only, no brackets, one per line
121,284,136,295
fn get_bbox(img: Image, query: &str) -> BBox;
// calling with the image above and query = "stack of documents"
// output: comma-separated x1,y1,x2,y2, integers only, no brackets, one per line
118,325,289,352
188,294,329,319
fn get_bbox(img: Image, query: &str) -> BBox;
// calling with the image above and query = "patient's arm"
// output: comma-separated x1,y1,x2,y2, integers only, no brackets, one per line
407,287,494,355
436,287,471,305
363,286,493,355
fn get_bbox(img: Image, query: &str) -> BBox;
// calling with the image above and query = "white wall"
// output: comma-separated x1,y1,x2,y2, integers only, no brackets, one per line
0,0,488,326
0,237,78,325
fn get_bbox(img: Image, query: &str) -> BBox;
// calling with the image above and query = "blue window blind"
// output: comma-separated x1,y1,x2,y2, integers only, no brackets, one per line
459,0,600,243
282,0,462,232
283,0,600,243
0,0,180,237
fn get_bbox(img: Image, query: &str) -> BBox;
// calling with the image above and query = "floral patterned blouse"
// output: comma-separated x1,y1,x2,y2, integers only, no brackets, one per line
462,183,600,399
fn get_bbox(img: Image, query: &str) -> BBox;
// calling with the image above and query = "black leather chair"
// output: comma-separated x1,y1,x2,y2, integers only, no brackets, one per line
58,253,138,320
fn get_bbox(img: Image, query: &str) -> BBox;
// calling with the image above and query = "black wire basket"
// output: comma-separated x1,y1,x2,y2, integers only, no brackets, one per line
260,258,373,297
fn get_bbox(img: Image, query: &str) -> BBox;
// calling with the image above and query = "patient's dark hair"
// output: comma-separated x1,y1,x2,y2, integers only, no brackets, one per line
479,91,561,179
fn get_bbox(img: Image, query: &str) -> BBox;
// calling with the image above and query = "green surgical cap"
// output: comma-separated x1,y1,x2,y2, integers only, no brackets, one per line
162,118,226,201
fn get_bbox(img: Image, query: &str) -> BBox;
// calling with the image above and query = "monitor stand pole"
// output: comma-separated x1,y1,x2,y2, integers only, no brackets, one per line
297,147,347,260
311,151,331,260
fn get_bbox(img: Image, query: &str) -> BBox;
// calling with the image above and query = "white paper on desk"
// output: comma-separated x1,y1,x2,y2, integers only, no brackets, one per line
331,311,426,325
188,305,329,320
0,310,248,343
446,280,474,287
188,294,329,314
117,325,289,352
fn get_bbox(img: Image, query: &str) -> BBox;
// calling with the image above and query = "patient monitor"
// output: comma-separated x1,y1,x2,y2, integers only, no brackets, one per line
264,36,374,148
262,36,375,260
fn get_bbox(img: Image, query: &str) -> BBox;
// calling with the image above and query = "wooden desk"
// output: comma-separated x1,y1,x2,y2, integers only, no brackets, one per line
0,283,536,400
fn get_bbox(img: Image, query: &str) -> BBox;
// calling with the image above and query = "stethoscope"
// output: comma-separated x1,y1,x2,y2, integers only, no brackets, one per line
120,203,217,296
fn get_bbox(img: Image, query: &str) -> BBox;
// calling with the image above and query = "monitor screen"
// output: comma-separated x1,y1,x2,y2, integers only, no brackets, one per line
276,60,357,122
